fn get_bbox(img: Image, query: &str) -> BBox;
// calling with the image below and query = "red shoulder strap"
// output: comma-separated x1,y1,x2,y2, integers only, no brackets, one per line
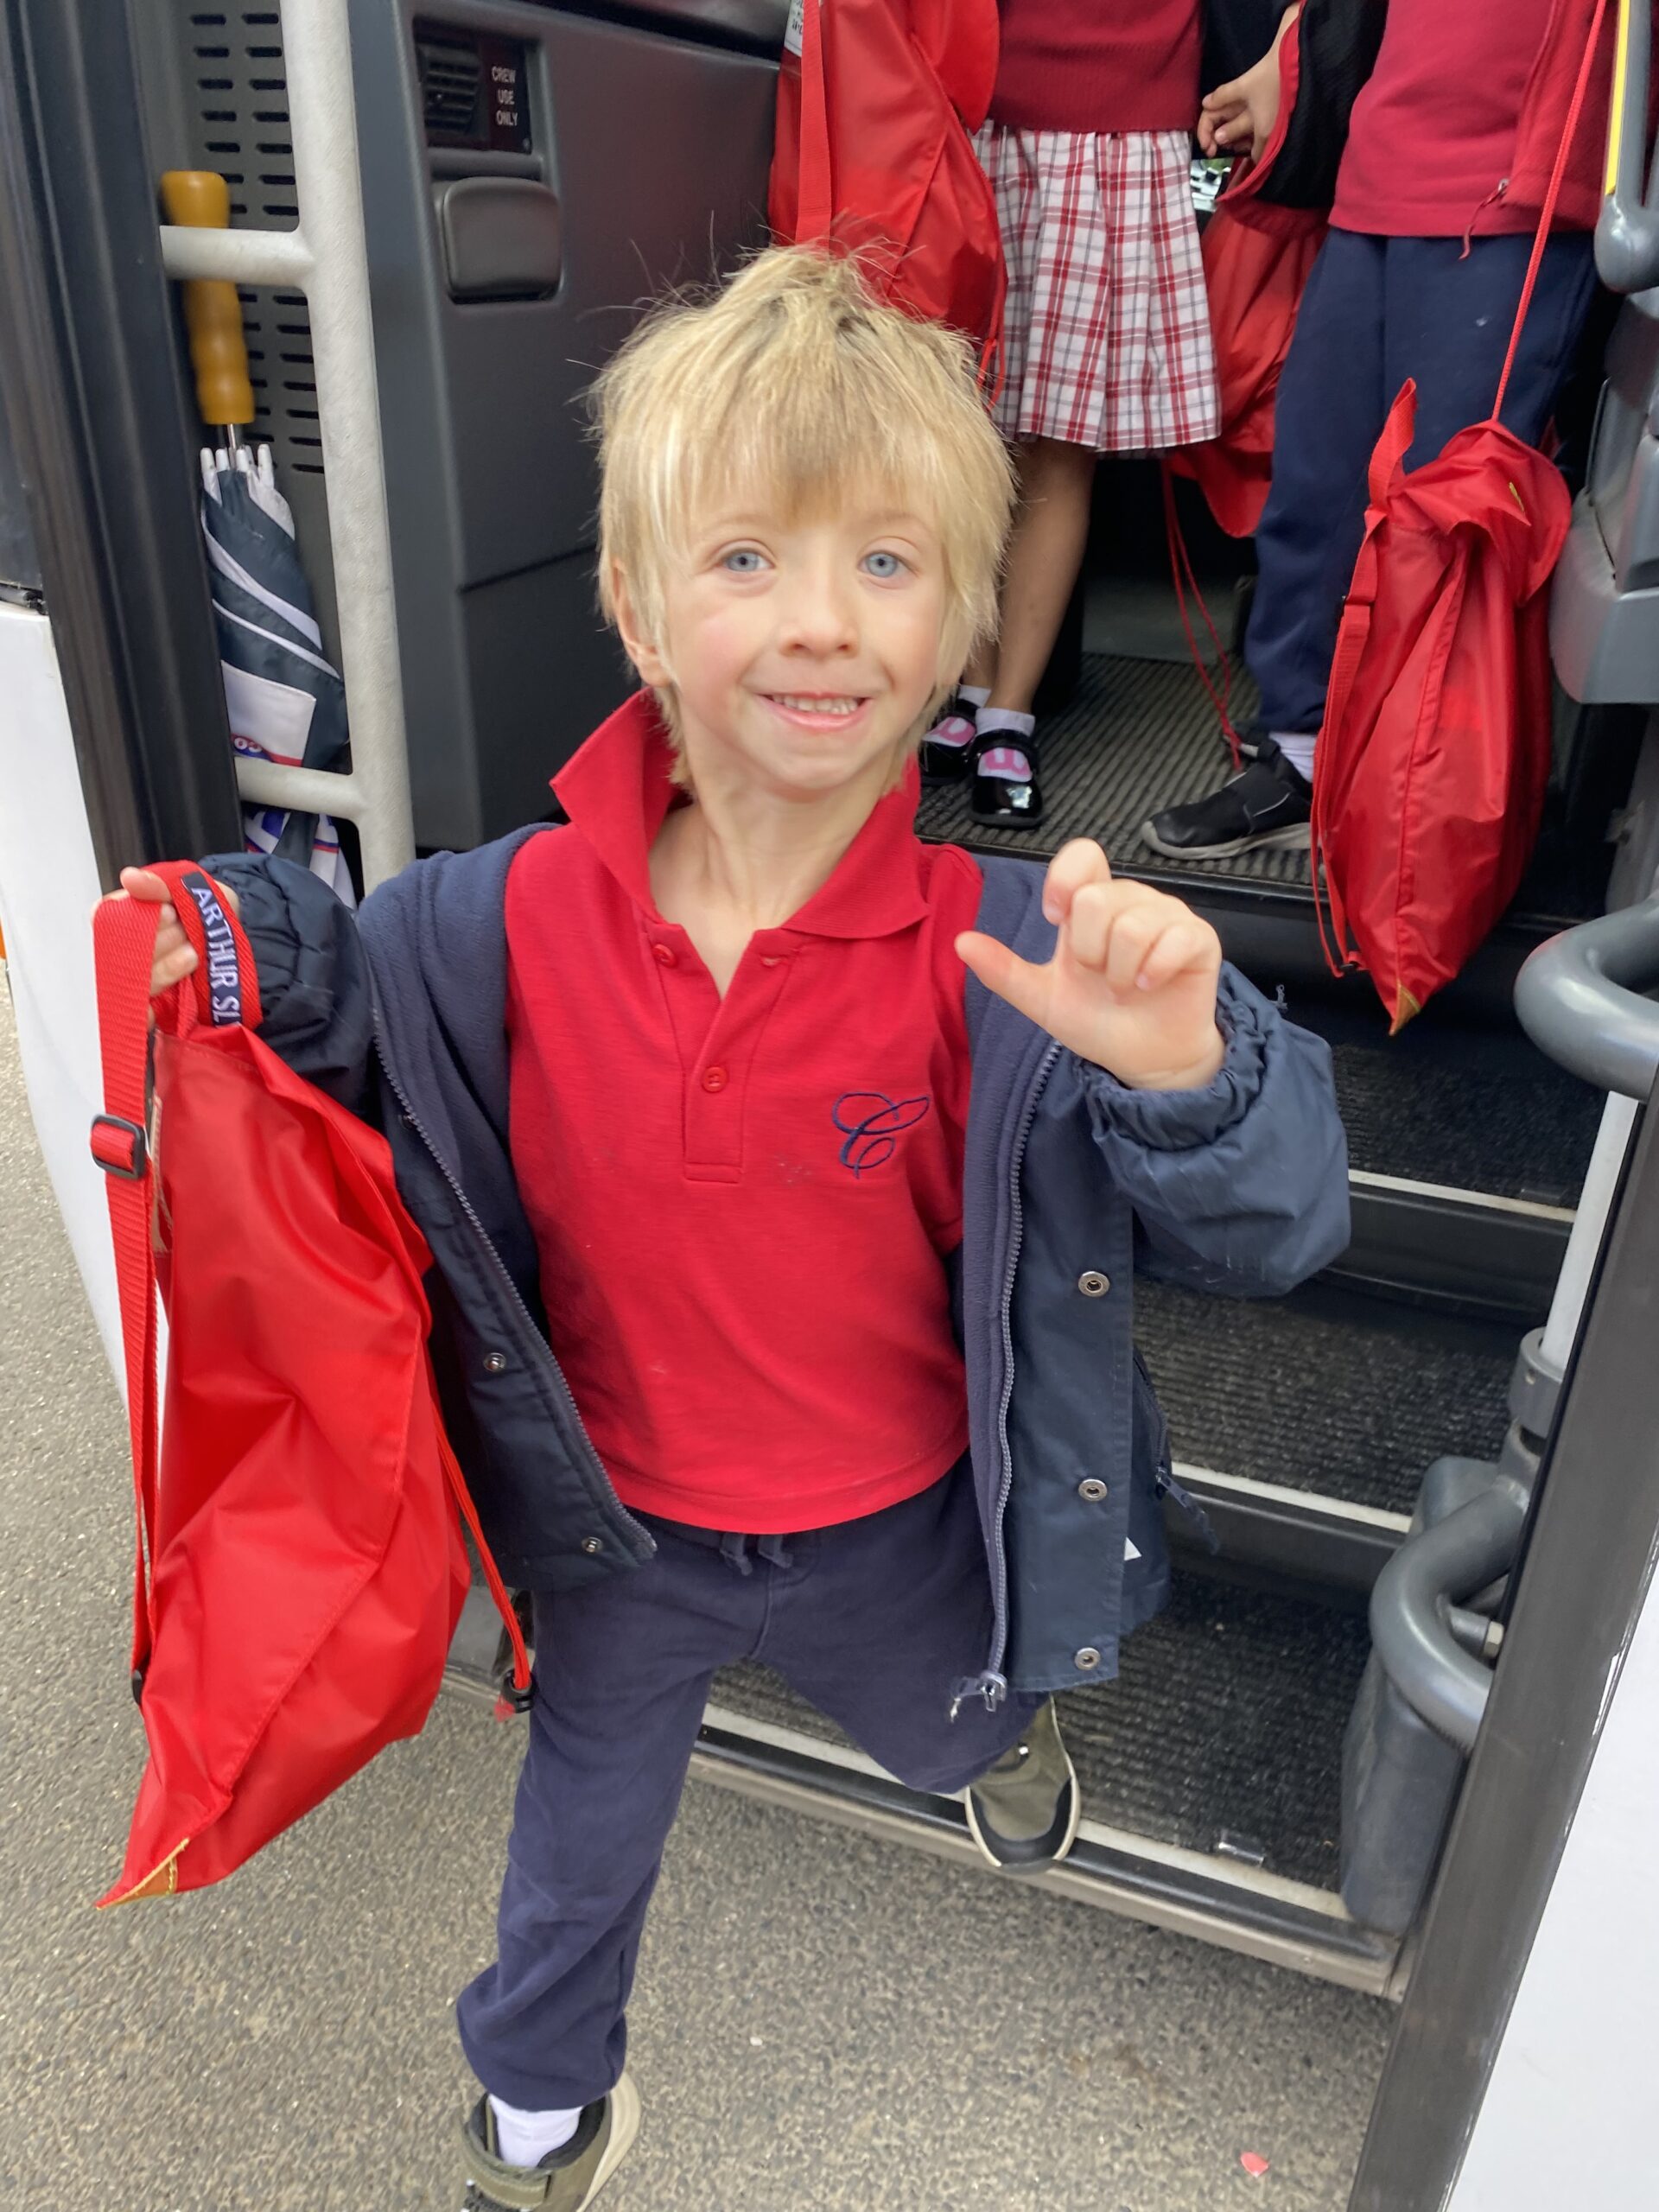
89,892,168,1688
1494,0,1611,419
796,0,833,242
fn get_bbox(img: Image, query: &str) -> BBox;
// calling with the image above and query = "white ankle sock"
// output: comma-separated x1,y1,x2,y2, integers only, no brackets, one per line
976,707,1036,741
488,2094,582,2167
958,683,991,708
1272,730,1317,783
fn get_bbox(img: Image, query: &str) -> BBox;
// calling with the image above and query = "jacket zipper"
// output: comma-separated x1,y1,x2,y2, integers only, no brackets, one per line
371,1018,640,1540
980,1038,1062,1698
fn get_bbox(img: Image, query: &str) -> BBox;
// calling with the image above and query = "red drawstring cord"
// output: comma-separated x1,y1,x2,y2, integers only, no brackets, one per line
1162,461,1243,766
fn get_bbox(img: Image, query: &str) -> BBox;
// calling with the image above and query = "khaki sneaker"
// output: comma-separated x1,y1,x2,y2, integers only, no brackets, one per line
459,2076,639,2211
965,1700,1080,1873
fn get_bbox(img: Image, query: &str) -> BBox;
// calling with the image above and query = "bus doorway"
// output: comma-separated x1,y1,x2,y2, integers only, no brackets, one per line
2,0,1657,2204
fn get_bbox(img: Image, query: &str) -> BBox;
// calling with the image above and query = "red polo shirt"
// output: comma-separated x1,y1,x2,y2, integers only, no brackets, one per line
504,696,982,1534
1332,0,1563,238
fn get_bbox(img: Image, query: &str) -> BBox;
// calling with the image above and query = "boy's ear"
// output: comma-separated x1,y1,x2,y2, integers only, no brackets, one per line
610,564,671,690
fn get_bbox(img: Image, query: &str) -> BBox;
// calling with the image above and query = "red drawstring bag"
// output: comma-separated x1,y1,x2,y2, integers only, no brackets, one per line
1310,0,1605,1029
768,0,1005,363
1309,391,1568,1028
90,864,529,1905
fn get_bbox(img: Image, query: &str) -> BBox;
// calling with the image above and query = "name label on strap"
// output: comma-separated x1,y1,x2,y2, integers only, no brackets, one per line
180,870,245,1026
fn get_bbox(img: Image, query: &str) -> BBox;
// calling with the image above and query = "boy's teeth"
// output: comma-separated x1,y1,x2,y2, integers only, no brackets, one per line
776,694,860,715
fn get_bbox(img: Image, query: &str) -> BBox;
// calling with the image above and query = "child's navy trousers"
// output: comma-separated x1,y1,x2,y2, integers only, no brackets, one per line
456,1459,1041,2110
1247,226,1599,736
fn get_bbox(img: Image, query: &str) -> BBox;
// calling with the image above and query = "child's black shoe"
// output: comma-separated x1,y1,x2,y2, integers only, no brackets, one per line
918,696,981,784
969,730,1045,827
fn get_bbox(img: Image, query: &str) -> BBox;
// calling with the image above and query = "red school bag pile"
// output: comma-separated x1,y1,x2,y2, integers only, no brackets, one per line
768,0,1005,363
89,863,528,1905
1310,0,1607,1029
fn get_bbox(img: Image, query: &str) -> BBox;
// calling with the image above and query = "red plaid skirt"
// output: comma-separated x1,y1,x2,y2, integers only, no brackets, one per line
977,125,1219,454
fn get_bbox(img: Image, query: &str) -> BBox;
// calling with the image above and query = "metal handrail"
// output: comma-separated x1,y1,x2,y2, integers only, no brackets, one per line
1597,0,1659,293
156,0,415,891
1369,1482,1529,1754
1513,894,1659,1098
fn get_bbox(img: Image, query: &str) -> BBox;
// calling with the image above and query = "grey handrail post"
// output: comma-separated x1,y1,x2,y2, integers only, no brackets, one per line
1597,0,1659,294
1369,899,1659,1752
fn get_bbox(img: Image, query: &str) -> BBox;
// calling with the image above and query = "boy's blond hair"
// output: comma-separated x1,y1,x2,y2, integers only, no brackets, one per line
592,247,1014,756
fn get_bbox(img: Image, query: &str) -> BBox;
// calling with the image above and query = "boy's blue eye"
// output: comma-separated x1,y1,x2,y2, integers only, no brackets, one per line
721,548,767,574
862,550,906,580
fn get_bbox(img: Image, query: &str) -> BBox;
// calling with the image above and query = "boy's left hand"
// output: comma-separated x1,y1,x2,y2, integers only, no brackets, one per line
957,841,1225,1092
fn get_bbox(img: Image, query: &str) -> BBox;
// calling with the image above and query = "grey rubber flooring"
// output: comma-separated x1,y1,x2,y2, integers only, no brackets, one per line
716,1575,1370,1890
1325,1029,1599,1205
1138,1275,1514,1517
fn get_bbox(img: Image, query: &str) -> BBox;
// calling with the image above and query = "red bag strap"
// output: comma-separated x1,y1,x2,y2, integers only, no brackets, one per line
89,892,168,1688
1160,461,1243,763
143,861,263,1033
796,0,833,242
1494,0,1611,419
433,1413,533,1715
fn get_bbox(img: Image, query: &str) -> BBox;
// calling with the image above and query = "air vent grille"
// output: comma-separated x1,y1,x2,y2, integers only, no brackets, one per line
417,38,482,140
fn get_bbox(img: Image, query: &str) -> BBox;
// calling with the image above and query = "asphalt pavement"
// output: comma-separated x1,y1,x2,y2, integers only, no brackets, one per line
0,990,1392,2210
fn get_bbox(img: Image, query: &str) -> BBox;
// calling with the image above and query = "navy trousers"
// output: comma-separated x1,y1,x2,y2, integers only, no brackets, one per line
1246,228,1599,735
456,1460,1041,2109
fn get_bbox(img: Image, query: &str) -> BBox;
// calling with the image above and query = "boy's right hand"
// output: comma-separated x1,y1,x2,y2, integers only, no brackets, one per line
1198,3,1299,162
105,867,240,1000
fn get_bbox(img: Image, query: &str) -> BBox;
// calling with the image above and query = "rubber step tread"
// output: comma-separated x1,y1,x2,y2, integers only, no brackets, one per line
712,1576,1369,1890
1138,1276,1513,1518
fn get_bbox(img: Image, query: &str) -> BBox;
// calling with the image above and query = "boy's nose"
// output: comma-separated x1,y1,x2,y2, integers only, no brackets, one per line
776,572,858,658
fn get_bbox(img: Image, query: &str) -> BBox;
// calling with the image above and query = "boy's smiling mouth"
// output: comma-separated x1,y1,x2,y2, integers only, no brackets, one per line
762,692,874,729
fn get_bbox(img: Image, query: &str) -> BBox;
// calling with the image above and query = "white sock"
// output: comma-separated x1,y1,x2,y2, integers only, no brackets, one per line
975,707,1036,741
958,683,992,708
488,2094,582,2167
1272,730,1317,783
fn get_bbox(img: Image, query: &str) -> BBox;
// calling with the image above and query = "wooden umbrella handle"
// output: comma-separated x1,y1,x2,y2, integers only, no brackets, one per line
159,170,254,430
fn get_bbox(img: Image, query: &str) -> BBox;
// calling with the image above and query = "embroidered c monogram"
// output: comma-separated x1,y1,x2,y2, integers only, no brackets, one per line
832,1091,932,1177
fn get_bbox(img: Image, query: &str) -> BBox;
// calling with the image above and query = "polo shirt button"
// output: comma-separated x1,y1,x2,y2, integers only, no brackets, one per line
1077,1270,1110,1298
760,955,782,968
701,1065,729,1092
652,943,677,966
1074,1646,1102,1671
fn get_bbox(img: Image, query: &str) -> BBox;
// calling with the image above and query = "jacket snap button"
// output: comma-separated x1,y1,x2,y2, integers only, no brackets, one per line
701,1065,729,1093
482,1351,509,1376
652,942,677,967
1077,1270,1110,1298
581,1535,603,1555
1074,1646,1102,1671
1077,1478,1108,1502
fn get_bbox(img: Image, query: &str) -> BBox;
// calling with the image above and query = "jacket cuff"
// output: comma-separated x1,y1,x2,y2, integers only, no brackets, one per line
1076,967,1268,1153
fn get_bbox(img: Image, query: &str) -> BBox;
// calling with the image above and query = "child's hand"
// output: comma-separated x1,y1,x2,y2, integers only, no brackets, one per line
957,842,1225,1092
102,868,240,1001
1198,3,1298,161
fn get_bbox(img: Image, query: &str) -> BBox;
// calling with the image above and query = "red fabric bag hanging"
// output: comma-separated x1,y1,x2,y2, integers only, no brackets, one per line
1170,22,1325,539
90,864,528,1906
1310,0,1605,1030
768,0,1005,361
1309,391,1568,1028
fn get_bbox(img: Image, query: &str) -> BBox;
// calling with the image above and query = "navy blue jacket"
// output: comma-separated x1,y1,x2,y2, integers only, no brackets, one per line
211,836,1349,1700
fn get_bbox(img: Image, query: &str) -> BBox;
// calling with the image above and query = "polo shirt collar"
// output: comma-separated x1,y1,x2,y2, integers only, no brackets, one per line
551,690,932,941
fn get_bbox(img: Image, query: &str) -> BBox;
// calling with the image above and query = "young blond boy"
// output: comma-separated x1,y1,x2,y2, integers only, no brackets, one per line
122,249,1348,2209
